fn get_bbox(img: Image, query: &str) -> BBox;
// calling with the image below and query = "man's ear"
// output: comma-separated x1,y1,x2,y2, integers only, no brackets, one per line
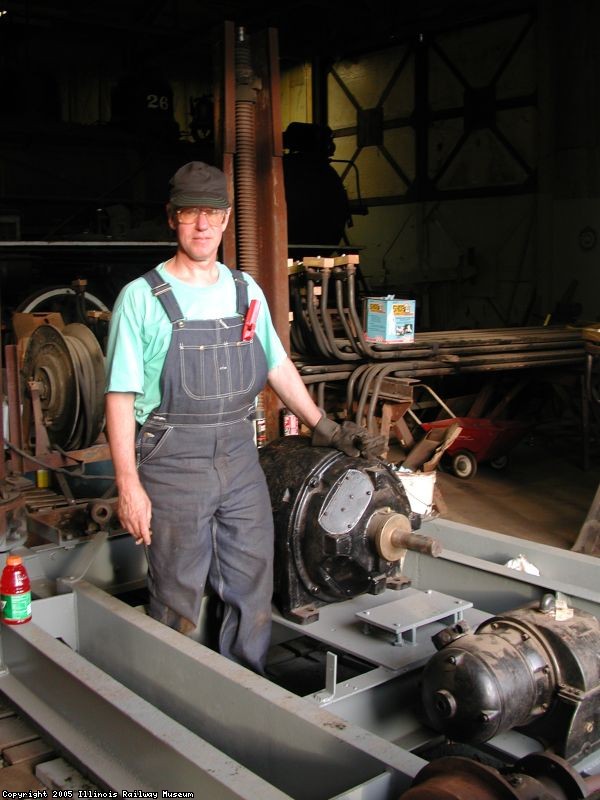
166,203,177,231
222,207,232,230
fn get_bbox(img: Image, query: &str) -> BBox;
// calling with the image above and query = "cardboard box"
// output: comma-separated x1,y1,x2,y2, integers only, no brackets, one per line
364,297,415,343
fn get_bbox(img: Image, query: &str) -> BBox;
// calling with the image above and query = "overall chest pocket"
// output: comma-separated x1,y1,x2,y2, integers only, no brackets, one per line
179,340,257,400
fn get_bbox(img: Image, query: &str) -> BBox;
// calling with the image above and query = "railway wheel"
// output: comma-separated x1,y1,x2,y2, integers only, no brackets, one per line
16,284,110,317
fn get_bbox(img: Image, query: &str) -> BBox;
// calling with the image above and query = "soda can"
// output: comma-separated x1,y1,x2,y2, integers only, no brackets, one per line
255,412,267,448
282,408,299,436
36,469,50,489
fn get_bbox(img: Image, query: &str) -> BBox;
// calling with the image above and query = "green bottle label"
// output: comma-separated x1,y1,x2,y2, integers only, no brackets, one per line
1,591,32,621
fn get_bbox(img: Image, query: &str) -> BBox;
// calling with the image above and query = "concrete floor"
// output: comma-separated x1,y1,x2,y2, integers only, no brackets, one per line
433,427,600,550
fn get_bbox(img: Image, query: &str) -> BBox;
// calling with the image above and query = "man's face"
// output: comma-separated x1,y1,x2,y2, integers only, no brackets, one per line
168,206,230,264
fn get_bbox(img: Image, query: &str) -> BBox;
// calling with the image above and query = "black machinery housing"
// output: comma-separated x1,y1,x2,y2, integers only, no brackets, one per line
420,599,600,762
260,436,416,623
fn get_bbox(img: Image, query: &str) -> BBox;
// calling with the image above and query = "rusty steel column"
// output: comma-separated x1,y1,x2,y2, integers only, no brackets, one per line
252,27,291,439
253,27,290,351
215,20,289,343
214,21,290,439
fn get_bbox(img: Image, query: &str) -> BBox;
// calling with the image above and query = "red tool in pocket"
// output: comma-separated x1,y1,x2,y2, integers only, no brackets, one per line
242,299,260,341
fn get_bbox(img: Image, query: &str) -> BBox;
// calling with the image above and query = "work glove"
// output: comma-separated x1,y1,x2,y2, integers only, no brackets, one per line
312,415,386,459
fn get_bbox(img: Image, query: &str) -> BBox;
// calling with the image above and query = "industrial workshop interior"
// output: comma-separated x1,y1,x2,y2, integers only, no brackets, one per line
1,0,600,797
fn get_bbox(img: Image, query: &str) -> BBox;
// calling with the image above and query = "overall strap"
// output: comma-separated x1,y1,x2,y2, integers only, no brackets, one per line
143,268,185,324
231,269,249,316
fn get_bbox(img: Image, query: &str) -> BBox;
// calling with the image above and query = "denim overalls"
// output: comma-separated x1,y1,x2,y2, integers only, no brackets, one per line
137,268,273,672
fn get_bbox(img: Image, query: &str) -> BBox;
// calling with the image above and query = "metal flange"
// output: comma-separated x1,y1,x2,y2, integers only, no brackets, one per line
22,324,80,448
63,323,105,448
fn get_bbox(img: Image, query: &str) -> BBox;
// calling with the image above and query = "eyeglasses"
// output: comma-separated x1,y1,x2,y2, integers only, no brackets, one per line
175,207,227,225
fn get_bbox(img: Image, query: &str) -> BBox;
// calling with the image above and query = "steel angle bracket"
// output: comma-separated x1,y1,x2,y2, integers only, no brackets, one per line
55,529,109,594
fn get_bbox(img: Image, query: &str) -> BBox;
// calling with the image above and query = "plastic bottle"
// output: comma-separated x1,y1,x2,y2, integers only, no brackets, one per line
1,555,32,625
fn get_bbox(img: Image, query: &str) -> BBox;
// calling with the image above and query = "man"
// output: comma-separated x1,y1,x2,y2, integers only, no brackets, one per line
105,161,382,673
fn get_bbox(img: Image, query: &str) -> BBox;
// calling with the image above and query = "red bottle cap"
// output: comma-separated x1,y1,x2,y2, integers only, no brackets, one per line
6,555,22,567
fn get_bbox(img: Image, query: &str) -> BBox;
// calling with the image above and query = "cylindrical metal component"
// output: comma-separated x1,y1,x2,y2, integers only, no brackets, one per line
368,510,411,562
259,436,416,619
36,469,50,489
391,529,442,558
234,100,259,278
88,500,116,527
367,510,441,562
234,28,259,280
401,753,590,800
423,618,554,739
420,602,600,761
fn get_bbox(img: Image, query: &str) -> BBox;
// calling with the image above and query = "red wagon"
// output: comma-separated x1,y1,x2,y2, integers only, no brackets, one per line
408,385,530,479
421,416,530,479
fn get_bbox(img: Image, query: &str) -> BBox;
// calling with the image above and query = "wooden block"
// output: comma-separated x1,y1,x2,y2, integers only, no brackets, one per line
0,716,39,750
332,254,360,266
302,256,335,268
4,737,56,767
0,764,47,791
582,324,600,343
12,311,65,343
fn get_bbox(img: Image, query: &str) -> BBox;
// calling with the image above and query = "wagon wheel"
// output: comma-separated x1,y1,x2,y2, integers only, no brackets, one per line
451,450,478,480
489,455,509,470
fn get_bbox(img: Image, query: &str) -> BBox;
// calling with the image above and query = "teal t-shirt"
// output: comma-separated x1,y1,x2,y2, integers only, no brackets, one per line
105,262,287,423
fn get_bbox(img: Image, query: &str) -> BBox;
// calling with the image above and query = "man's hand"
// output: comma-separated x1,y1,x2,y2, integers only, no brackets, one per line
105,392,152,547
117,477,153,546
312,416,386,458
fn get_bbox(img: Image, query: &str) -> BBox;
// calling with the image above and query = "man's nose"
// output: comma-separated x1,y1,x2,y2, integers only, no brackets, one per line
195,212,210,230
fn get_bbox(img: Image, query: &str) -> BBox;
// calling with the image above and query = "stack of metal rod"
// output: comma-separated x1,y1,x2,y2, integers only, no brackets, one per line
290,255,586,417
